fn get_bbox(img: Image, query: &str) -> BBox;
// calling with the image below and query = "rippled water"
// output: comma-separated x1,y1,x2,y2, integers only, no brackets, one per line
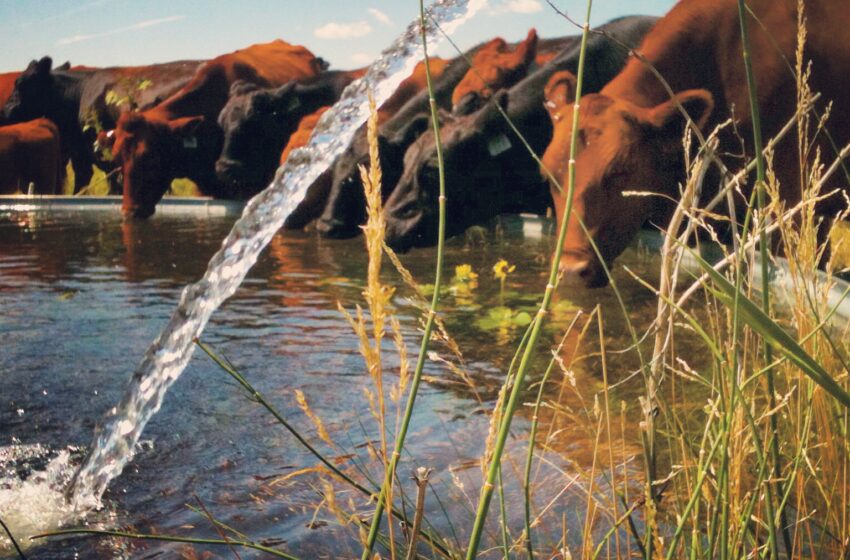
0,209,692,558
66,0,488,513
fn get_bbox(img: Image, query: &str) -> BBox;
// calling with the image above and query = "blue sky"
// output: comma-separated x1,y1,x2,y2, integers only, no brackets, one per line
0,1,677,73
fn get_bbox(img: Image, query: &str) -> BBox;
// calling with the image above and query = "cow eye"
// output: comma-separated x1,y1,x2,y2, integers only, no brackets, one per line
578,129,588,147
396,202,420,219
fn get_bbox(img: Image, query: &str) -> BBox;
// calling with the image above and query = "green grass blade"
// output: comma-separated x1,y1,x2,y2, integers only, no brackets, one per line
689,248,850,409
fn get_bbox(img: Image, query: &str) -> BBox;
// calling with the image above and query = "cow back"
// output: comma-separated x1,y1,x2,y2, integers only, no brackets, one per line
0,71,22,108
152,40,323,121
0,118,61,194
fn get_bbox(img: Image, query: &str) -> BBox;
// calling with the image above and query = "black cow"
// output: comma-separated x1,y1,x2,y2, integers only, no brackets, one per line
315,35,579,239
382,15,659,251
3,56,204,192
215,67,363,191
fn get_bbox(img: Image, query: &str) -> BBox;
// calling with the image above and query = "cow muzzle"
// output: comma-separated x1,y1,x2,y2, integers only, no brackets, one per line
559,255,609,288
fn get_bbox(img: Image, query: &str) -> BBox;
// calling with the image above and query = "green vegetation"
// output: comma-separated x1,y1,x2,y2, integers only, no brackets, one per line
34,1,850,558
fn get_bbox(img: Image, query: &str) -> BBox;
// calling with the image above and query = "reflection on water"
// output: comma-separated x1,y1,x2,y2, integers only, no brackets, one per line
0,211,706,558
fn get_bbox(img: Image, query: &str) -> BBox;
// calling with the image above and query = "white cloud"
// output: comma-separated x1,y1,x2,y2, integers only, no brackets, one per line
131,15,185,30
490,0,543,14
58,34,97,46
368,8,392,26
351,52,374,65
58,15,185,45
314,21,372,40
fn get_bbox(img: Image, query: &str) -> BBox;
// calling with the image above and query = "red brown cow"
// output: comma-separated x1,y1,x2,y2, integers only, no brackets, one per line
542,0,850,287
378,58,449,123
3,58,204,192
452,29,538,115
0,118,61,194
0,71,22,127
280,107,330,166
113,40,325,218
0,72,22,112
278,107,332,229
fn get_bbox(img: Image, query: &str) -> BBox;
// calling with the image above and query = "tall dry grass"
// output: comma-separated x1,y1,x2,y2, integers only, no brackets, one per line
37,1,850,558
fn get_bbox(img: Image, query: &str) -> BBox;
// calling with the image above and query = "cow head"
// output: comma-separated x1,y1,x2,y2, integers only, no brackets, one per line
541,71,713,287
316,113,433,239
3,57,56,121
114,111,206,218
385,92,534,251
452,29,538,116
215,80,310,188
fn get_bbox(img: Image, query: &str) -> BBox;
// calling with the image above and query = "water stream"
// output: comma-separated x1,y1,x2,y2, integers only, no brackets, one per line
66,0,485,510
0,1,485,546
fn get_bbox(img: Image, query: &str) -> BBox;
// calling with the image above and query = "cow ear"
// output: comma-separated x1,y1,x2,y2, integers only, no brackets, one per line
270,81,300,110
543,71,577,115
513,28,539,67
649,89,714,136
36,56,53,75
27,56,52,75
170,115,205,136
478,37,508,55
119,112,146,134
272,81,297,99
392,113,431,147
229,80,259,97
55,61,71,71
453,91,484,116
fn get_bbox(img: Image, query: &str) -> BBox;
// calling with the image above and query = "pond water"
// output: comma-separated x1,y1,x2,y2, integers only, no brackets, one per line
0,210,700,559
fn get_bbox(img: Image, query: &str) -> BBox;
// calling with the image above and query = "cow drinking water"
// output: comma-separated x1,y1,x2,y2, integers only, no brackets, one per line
541,0,850,287
382,16,658,252
112,39,325,218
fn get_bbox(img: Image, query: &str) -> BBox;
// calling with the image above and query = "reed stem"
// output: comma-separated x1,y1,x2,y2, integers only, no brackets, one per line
736,0,789,553
195,341,454,559
463,2,594,557
360,2,449,557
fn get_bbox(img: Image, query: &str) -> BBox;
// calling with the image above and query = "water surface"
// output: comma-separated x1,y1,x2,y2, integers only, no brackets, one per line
1,210,687,558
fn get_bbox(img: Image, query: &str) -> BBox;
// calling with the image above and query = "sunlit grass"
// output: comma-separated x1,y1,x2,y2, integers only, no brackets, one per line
32,2,850,558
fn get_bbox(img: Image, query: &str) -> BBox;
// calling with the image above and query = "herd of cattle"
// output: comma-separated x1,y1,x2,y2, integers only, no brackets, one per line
1,0,849,287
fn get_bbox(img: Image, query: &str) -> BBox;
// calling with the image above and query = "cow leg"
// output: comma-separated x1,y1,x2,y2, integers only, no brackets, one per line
0,148,18,194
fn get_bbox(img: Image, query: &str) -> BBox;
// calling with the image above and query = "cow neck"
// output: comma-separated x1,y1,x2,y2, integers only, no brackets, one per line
377,58,446,120
41,70,91,138
151,64,230,123
296,71,355,113
52,70,90,110
82,61,206,123
380,55,466,139
601,2,724,111
496,32,588,144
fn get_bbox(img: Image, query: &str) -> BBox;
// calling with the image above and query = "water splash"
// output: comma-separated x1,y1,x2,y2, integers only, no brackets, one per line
0,446,78,554
66,0,486,510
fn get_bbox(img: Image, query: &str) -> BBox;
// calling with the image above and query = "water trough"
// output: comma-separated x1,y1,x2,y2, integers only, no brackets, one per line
0,195,246,217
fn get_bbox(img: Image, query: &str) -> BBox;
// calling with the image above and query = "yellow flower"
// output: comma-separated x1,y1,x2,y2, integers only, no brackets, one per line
453,264,479,285
492,259,516,281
